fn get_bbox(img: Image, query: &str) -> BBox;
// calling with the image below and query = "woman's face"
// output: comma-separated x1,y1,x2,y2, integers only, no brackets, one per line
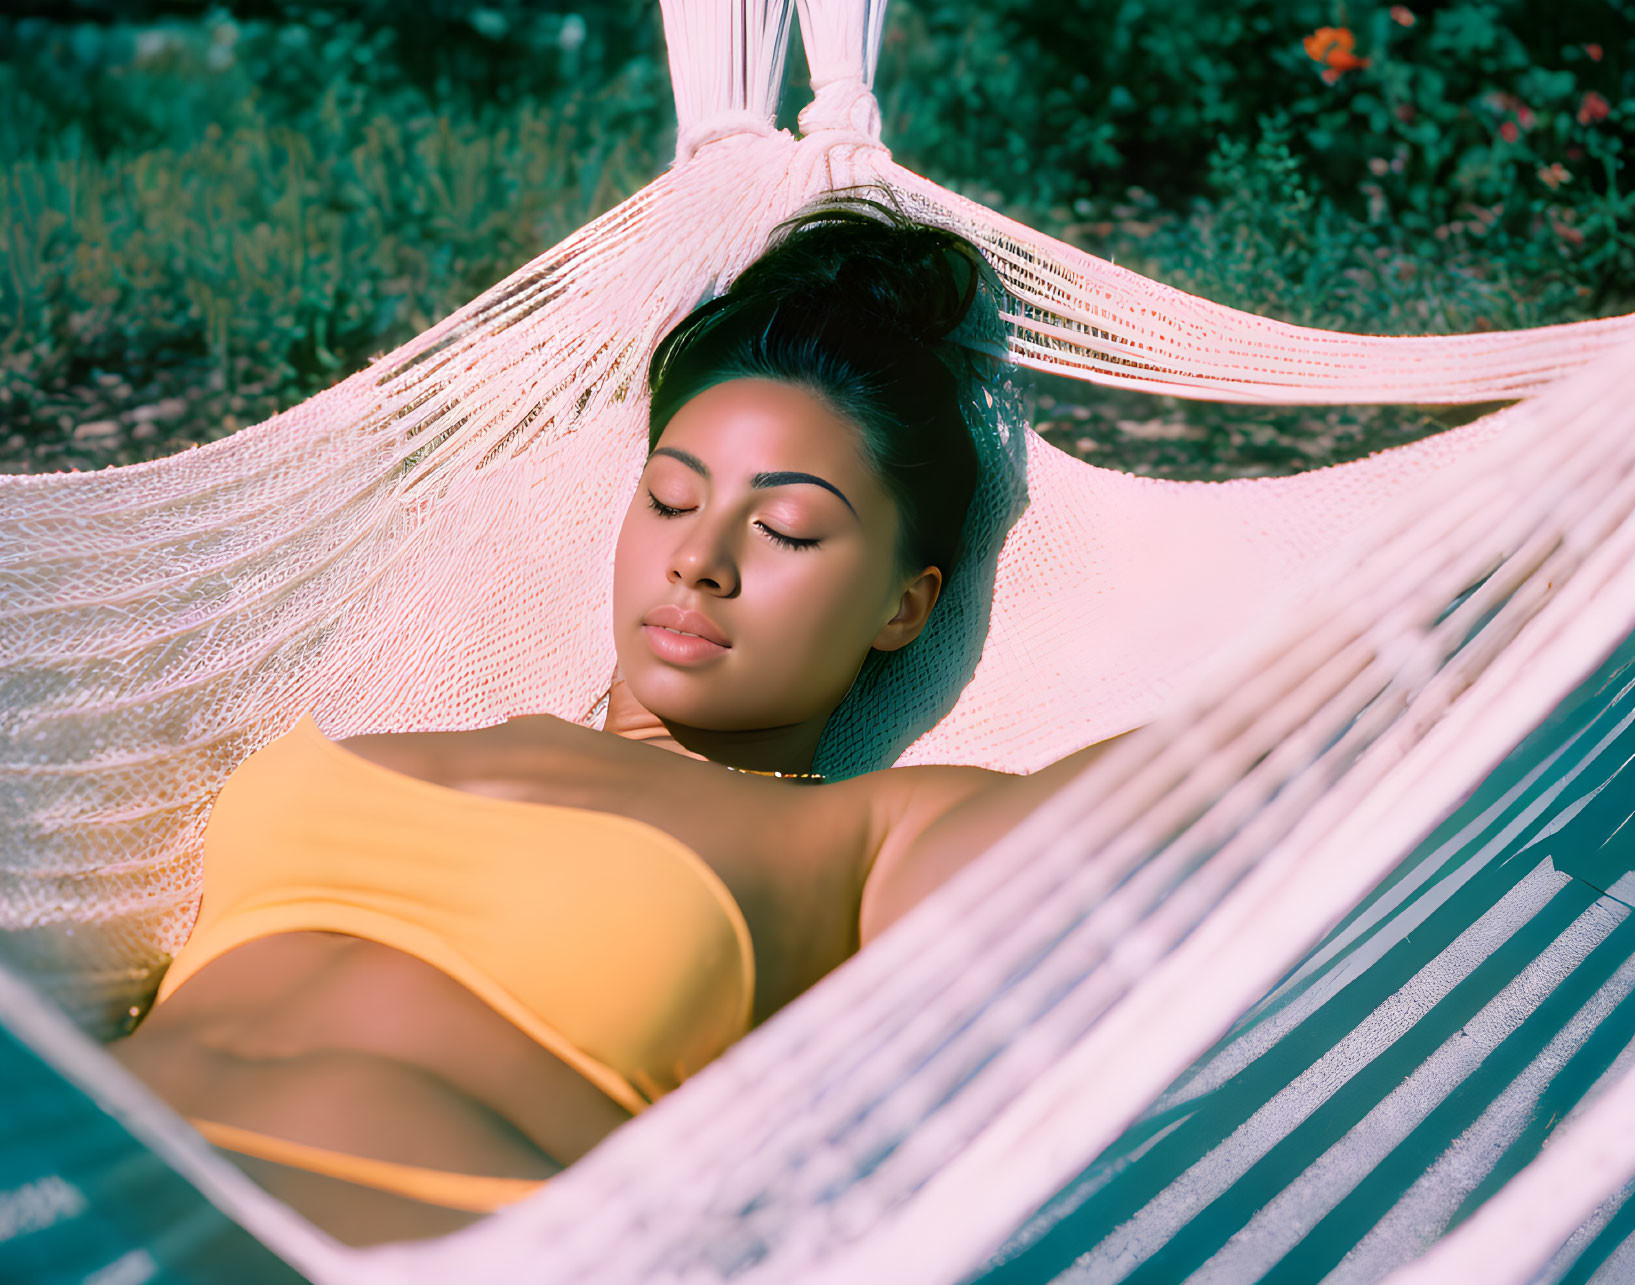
612,378,933,733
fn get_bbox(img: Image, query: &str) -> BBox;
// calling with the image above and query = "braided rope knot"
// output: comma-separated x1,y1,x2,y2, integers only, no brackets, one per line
674,111,778,165
798,78,883,144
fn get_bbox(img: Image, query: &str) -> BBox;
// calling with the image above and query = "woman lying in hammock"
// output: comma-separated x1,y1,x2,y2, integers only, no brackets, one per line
109,200,1119,1247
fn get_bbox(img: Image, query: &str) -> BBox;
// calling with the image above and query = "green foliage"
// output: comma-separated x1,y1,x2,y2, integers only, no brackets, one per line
1172,118,1364,327
0,8,672,471
885,0,1632,328
1,1,1631,477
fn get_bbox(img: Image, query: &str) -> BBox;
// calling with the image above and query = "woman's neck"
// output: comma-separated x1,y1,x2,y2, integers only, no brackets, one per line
604,677,825,775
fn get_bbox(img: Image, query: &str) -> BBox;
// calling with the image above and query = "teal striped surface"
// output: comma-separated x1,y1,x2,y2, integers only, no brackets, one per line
976,625,1635,1285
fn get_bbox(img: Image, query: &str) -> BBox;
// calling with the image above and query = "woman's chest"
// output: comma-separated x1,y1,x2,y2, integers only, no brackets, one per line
331,720,867,1020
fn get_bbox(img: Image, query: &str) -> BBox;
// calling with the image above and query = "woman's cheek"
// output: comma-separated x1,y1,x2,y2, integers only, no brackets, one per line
800,564,872,660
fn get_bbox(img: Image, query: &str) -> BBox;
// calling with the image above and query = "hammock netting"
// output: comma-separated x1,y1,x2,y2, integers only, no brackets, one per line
4,0,1635,1281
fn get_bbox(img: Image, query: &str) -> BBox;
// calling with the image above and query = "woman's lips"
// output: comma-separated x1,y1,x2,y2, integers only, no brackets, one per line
642,624,729,665
641,604,730,666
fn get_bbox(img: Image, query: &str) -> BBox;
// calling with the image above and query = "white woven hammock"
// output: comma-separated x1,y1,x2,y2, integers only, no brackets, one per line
4,1,1635,1280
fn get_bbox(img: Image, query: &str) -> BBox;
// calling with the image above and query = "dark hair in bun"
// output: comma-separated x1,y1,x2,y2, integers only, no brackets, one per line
647,192,1006,580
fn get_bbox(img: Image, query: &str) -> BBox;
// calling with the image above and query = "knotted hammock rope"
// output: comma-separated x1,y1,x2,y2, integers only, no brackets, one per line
4,1,1635,1281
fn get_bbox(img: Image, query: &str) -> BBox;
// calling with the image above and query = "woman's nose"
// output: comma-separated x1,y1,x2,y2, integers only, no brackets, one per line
669,527,739,597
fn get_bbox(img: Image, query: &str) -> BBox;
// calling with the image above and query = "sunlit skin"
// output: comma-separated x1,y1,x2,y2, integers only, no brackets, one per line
109,375,1127,1247
608,377,942,773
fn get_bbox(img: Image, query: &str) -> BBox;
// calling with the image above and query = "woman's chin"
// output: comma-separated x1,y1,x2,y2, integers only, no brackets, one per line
621,669,725,729
618,647,829,734
625,681,776,737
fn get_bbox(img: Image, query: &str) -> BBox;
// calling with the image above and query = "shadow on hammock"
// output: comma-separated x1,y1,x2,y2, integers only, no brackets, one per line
818,370,1032,777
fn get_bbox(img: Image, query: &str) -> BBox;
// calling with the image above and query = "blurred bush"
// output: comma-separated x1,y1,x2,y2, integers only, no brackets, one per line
0,3,671,470
1,0,1630,476
883,0,1630,324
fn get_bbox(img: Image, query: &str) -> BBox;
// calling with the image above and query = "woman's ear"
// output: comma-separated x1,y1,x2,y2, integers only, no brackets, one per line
873,567,943,652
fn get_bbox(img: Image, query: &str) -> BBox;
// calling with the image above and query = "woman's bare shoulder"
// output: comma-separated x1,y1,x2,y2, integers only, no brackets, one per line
818,762,1014,914
835,761,1015,829
842,734,1135,946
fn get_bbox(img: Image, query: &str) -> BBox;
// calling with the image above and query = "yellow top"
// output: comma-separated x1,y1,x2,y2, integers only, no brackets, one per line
156,714,756,1117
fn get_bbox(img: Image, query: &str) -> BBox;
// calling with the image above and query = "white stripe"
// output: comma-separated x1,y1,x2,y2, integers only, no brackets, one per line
1183,886,1622,1283
1326,902,1635,1282
1211,677,1635,1104
1584,1216,1635,1283
1192,896,1627,1283
1164,748,1585,1111
1056,860,1572,1282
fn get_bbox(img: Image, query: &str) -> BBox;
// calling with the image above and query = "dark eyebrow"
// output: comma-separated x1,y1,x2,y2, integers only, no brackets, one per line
752,470,857,517
650,446,709,477
649,448,858,518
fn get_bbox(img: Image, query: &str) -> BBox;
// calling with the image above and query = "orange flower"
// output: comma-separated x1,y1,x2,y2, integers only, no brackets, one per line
1390,6,1415,25
1537,162,1571,190
1578,91,1611,125
1304,27,1370,83
1499,120,1519,143
1585,43,1603,62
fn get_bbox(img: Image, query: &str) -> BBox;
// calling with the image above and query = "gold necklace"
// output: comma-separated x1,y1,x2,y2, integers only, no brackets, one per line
617,722,823,778
724,764,827,782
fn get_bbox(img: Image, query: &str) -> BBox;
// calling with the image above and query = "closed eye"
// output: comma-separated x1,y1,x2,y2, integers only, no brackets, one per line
647,492,689,518
758,522,820,551
650,491,818,550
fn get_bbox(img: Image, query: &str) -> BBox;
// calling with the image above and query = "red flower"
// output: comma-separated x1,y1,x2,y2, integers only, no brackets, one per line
1304,27,1370,83
1578,91,1611,125
1499,120,1519,143
1585,43,1603,62
1390,6,1416,26
1488,92,1536,132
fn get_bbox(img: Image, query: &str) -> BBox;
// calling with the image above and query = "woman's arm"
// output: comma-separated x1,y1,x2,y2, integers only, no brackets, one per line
854,733,1133,946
